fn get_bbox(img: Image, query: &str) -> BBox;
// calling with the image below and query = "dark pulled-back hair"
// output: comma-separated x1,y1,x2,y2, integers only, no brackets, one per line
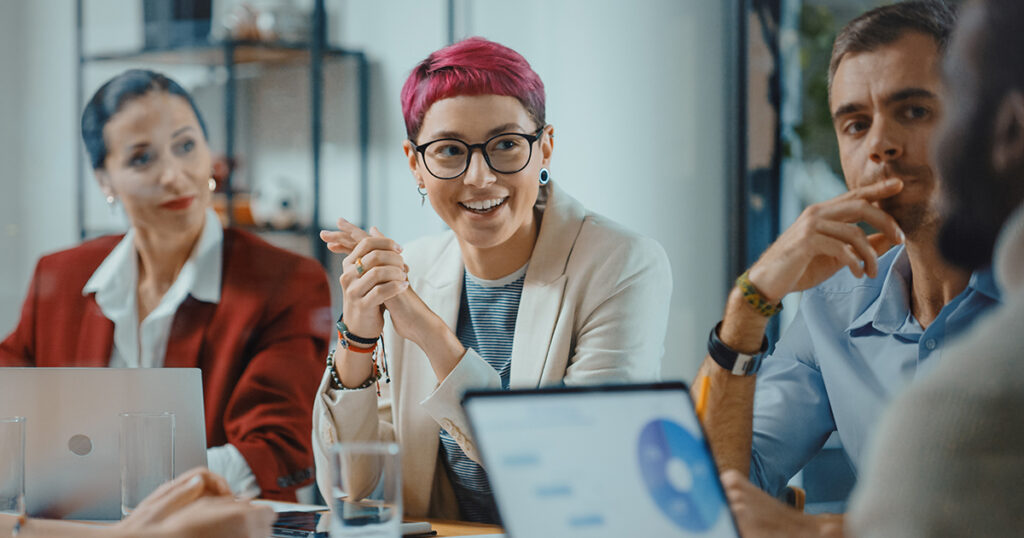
828,0,957,92
82,69,208,169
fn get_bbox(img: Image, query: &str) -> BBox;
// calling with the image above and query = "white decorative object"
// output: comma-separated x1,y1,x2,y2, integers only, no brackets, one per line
252,176,302,230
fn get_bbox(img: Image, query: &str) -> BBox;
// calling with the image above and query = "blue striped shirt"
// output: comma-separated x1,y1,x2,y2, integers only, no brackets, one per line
440,264,526,523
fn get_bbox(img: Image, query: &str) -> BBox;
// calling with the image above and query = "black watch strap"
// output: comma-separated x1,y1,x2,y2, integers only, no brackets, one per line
707,321,769,376
337,316,379,346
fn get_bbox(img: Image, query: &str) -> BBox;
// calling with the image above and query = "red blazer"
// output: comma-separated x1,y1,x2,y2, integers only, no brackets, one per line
0,228,333,500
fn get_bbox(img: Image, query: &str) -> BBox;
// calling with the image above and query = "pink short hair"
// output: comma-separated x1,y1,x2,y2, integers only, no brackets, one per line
401,37,546,141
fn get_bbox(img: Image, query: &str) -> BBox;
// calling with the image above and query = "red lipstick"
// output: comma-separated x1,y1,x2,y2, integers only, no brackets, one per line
160,196,195,210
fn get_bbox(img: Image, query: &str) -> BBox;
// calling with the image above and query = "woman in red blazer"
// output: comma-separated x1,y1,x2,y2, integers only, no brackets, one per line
0,70,332,501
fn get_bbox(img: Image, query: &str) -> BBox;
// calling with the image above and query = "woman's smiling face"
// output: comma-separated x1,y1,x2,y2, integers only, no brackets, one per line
405,94,552,253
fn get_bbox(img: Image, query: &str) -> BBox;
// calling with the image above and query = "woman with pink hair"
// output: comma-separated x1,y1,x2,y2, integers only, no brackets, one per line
313,37,672,522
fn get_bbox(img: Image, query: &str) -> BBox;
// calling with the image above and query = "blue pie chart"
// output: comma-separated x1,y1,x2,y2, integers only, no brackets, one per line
637,419,723,531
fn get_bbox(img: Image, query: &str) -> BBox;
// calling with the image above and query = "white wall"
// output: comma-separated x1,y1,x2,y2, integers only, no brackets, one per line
0,1,80,334
0,0,733,380
0,1,28,333
458,0,732,379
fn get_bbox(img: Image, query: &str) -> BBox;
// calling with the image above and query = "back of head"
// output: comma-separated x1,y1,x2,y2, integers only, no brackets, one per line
400,37,545,141
81,69,208,170
828,0,957,92
936,0,1024,270
964,0,1024,103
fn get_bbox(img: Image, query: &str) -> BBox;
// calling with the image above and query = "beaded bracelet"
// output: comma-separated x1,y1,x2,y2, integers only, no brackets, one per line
325,347,377,391
12,513,26,536
736,270,784,317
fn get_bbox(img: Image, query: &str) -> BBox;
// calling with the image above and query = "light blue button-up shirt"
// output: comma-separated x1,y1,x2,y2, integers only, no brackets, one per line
750,245,1001,496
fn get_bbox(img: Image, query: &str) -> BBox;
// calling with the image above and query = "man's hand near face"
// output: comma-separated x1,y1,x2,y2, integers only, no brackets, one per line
695,179,905,475
747,179,905,304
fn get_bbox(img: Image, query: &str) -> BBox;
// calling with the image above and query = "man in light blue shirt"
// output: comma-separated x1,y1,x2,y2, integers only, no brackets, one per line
750,244,999,496
695,2,1001,535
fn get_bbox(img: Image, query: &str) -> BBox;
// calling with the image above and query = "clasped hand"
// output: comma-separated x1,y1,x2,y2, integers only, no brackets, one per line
320,219,432,345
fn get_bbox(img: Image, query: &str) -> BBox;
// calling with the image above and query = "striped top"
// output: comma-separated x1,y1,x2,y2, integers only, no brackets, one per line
439,263,527,523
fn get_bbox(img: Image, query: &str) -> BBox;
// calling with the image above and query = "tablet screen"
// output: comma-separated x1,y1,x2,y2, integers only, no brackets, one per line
464,384,740,538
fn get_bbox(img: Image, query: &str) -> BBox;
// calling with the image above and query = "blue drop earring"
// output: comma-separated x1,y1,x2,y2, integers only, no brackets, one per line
539,168,551,185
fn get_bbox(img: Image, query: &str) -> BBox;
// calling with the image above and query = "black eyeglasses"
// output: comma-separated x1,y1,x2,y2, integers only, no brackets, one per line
411,126,545,180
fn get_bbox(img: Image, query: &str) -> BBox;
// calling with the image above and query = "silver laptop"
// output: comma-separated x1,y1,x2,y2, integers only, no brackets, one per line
463,382,742,538
0,368,208,520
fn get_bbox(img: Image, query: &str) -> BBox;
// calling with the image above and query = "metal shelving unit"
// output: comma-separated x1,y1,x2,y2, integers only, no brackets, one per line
74,0,369,267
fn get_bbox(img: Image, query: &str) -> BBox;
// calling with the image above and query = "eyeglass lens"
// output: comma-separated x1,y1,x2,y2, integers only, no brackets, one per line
423,133,533,179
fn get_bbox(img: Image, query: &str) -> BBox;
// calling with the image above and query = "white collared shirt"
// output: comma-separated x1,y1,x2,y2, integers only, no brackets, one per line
84,209,223,368
82,209,259,497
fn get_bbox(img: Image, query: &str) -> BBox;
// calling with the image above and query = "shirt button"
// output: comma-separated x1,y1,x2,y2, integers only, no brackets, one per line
925,339,937,350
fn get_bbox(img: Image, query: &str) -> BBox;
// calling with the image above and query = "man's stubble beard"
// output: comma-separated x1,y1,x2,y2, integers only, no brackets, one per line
880,191,941,243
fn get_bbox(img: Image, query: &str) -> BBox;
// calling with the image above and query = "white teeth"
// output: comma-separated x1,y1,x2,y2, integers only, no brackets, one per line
462,198,505,211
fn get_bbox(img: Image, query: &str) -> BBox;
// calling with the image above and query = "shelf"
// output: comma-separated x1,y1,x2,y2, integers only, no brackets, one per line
75,0,369,268
81,40,364,66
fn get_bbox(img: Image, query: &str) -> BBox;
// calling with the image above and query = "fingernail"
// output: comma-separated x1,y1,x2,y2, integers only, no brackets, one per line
395,244,403,252
188,475,202,488
887,178,902,187
899,230,906,243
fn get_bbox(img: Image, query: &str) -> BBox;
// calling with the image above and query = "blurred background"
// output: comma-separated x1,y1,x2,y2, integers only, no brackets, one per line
0,0,739,381
0,0,921,510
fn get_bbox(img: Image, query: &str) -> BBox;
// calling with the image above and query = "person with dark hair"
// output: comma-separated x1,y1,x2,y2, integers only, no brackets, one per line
693,1,1001,535
313,37,672,522
0,69,333,501
849,0,1024,535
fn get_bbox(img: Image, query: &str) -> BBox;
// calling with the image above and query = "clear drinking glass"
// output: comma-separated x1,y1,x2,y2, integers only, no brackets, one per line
120,412,174,518
0,417,26,518
328,442,402,538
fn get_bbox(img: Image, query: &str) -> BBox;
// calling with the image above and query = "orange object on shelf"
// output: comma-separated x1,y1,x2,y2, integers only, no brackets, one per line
212,193,256,227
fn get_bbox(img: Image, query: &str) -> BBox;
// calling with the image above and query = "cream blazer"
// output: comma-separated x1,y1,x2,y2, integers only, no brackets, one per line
313,184,672,517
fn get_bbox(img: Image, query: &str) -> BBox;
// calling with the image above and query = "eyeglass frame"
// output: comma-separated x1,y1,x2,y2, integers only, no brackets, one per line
410,126,547,180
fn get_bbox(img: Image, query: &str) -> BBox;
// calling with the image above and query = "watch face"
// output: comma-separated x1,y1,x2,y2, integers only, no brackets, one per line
733,354,753,376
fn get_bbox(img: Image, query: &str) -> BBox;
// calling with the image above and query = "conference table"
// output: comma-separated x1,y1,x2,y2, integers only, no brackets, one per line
71,516,503,536
422,518,503,536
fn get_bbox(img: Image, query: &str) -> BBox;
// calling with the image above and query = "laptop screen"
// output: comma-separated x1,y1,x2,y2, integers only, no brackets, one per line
463,383,741,538
0,368,208,520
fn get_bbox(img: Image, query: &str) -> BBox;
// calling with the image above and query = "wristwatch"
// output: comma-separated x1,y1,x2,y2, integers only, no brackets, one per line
707,321,769,376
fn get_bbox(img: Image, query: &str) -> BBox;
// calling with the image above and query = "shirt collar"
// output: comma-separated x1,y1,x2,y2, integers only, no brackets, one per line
83,226,137,307
846,246,913,334
83,209,223,304
968,266,1000,303
846,244,1002,335
190,209,223,303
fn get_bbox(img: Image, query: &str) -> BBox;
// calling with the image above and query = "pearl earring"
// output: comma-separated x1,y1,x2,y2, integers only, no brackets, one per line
208,178,217,192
